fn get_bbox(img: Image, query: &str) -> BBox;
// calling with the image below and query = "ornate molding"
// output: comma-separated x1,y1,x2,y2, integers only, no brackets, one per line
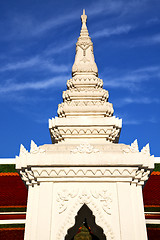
33,167,138,178
56,190,114,240
50,125,121,143
123,139,139,153
91,189,112,215
70,144,100,154
30,140,46,154
57,188,112,215
67,77,103,89
57,189,79,214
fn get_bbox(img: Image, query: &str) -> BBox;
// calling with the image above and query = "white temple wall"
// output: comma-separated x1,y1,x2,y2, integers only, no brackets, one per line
24,178,147,240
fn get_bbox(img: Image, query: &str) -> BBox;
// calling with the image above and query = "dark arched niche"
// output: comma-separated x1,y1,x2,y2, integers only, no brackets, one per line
65,204,106,240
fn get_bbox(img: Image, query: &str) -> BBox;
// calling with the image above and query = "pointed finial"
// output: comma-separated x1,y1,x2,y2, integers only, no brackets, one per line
81,9,87,25
141,143,150,155
30,140,45,154
30,140,39,153
19,144,28,156
130,139,139,153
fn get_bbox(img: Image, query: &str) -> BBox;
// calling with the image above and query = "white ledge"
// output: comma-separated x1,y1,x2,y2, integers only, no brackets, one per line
145,219,160,224
0,219,26,224
154,157,160,163
0,158,15,164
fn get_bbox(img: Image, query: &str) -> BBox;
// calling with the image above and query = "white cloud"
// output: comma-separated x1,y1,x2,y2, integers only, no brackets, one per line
103,65,160,90
0,56,70,73
0,57,39,71
116,97,160,107
92,25,133,39
0,75,69,93
146,17,160,25
130,34,160,47
2,0,150,40
124,117,157,125
45,41,75,56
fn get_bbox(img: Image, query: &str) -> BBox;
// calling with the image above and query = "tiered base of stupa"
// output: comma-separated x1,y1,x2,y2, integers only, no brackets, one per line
16,141,154,240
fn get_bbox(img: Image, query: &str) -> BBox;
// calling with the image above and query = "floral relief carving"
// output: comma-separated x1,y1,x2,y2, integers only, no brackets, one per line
57,188,112,215
56,192,114,240
30,140,46,154
91,189,112,215
78,189,91,204
57,189,79,214
70,144,100,154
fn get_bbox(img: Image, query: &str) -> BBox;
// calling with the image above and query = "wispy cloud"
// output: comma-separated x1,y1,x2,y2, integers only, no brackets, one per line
103,65,160,90
0,56,70,73
44,41,75,56
32,12,79,36
0,75,69,93
124,117,157,125
92,25,133,39
1,0,150,40
146,17,160,25
131,33,160,47
116,97,160,107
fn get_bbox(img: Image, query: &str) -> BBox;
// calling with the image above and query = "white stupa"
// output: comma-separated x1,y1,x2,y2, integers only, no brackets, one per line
16,10,154,240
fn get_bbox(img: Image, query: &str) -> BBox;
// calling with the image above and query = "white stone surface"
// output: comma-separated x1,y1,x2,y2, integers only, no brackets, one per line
16,10,155,240
0,158,15,164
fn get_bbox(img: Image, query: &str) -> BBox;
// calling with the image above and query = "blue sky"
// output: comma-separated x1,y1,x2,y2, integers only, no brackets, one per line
0,0,160,157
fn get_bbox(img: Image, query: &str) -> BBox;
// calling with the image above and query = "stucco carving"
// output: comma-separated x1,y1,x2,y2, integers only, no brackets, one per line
56,191,114,240
67,77,103,89
33,167,138,178
50,126,121,143
91,189,112,215
123,139,139,153
30,140,46,154
19,144,28,156
56,188,112,215
70,144,100,154
141,143,150,155
57,189,79,213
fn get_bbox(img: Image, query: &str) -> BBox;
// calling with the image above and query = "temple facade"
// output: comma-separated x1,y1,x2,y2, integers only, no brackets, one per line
16,10,155,240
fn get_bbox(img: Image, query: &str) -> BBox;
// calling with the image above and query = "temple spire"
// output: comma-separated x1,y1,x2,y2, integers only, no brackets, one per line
81,9,87,24
72,9,98,77
80,9,89,37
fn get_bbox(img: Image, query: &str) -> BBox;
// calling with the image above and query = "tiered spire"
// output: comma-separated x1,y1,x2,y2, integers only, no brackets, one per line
72,9,98,77
49,10,122,144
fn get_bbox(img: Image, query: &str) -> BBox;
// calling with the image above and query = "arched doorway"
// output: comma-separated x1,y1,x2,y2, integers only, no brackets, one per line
65,204,106,240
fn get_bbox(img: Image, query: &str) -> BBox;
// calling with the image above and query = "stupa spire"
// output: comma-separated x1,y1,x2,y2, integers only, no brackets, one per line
72,9,98,77
81,9,87,24
80,9,88,36
49,10,122,144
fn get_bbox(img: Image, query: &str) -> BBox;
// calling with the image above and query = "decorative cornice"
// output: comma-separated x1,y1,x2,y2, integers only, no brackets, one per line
57,101,114,117
67,77,103,89
70,144,100,154
30,167,144,180
123,139,139,153
50,125,121,143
